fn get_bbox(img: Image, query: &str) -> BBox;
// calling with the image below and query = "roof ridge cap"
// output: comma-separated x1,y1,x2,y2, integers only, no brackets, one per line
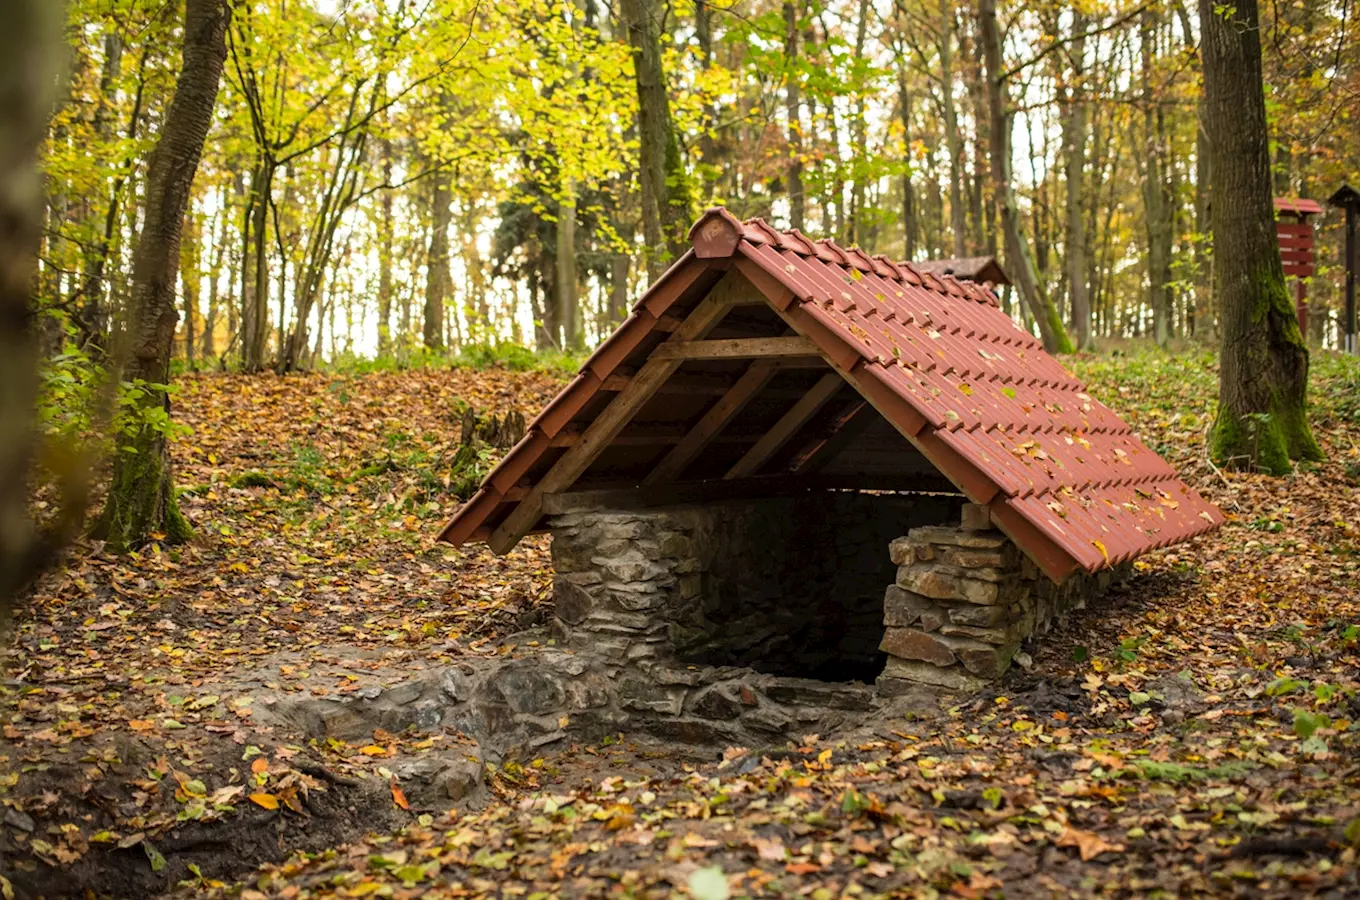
688,207,744,258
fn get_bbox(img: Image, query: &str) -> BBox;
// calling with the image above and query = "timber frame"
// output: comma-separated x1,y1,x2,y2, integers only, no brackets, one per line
439,207,1224,584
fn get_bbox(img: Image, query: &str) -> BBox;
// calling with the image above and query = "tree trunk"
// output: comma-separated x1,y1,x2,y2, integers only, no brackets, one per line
1201,0,1321,473
180,202,200,369
977,0,1073,353
94,0,230,551
939,1,967,259
376,139,394,355
202,189,226,358
1141,10,1173,346
619,0,691,278
1192,80,1211,337
848,0,870,244
782,0,805,231
76,31,123,349
0,0,67,614
610,250,631,326
242,157,272,371
1062,12,1092,350
896,66,917,261
557,187,579,349
423,172,451,353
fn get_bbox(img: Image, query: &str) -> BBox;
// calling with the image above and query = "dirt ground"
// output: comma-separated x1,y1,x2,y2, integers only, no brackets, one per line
3,352,1360,898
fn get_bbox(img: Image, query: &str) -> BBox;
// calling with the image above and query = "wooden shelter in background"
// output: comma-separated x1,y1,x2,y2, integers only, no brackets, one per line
915,256,1010,287
1274,197,1322,335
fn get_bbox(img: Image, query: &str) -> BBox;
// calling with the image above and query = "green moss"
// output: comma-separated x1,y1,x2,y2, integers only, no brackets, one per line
229,470,277,489
93,426,193,552
1043,304,1076,355
1210,410,1292,476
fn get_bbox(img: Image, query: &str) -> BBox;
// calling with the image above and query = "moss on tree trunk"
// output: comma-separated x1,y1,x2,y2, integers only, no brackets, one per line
92,0,229,550
92,418,192,552
1200,0,1322,475
1208,267,1322,474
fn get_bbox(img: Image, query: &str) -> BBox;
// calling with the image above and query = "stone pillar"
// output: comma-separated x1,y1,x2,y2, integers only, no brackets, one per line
547,510,702,666
877,521,1131,693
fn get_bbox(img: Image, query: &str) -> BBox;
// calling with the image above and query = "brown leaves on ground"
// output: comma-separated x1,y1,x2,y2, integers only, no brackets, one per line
1,367,561,886
3,352,1360,898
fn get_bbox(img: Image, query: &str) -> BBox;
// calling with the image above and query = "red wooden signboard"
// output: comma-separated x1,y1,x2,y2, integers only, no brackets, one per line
1274,198,1320,331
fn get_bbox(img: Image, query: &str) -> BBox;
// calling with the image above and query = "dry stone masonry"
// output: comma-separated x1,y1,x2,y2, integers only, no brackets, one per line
877,505,1133,693
270,499,1135,775
530,496,1131,745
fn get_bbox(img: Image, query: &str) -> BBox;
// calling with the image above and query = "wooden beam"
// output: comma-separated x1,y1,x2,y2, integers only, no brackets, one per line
487,283,740,554
550,424,687,448
652,335,819,361
788,400,870,472
724,373,845,480
643,361,779,485
541,472,962,514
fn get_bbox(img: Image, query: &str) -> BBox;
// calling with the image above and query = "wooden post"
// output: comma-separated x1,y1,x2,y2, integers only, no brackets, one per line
1326,185,1360,353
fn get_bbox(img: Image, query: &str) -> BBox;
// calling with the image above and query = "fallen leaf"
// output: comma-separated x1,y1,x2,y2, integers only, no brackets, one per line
248,793,279,810
1057,826,1123,861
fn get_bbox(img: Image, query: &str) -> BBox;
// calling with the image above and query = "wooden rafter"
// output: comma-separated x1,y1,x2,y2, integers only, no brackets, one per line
651,335,819,360
724,372,845,480
787,400,869,472
486,279,743,554
642,361,779,485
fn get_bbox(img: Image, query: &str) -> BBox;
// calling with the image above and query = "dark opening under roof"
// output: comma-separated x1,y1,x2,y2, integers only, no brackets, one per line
438,208,1223,583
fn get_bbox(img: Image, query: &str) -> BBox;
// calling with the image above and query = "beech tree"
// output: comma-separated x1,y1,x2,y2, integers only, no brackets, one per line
619,0,691,279
977,0,1073,355
94,0,231,550
1200,0,1322,474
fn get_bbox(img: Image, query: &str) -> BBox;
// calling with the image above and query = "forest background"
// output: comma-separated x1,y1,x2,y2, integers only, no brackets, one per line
36,0,1359,389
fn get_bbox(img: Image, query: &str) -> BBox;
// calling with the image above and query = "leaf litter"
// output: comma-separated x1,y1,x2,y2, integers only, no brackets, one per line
1,352,1359,898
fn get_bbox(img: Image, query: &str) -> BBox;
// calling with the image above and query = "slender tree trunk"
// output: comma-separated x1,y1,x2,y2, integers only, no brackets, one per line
1201,0,1321,473
243,157,272,371
1192,88,1211,338
1063,13,1092,350
557,186,579,349
202,188,226,358
376,139,394,355
423,172,451,352
939,3,967,259
619,0,691,277
782,1,805,231
94,0,230,550
848,0,870,244
896,66,917,261
610,250,631,326
181,202,200,369
1141,10,1173,346
77,31,122,348
977,0,1073,353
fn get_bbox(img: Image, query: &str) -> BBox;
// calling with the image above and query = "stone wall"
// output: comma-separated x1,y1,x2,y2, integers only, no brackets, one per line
876,509,1132,693
549,493,960,680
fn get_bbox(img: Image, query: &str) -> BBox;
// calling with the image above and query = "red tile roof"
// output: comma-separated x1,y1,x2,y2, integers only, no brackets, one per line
438,208,1224,582
1274,197,1323,217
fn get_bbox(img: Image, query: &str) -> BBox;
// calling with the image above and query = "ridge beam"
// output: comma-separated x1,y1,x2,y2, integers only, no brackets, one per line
652,336,820,360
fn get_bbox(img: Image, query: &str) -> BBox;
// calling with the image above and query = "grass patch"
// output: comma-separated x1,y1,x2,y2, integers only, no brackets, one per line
451,342,582,376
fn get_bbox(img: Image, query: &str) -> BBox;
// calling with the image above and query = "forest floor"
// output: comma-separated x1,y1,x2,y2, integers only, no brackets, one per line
3,349,1360,899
